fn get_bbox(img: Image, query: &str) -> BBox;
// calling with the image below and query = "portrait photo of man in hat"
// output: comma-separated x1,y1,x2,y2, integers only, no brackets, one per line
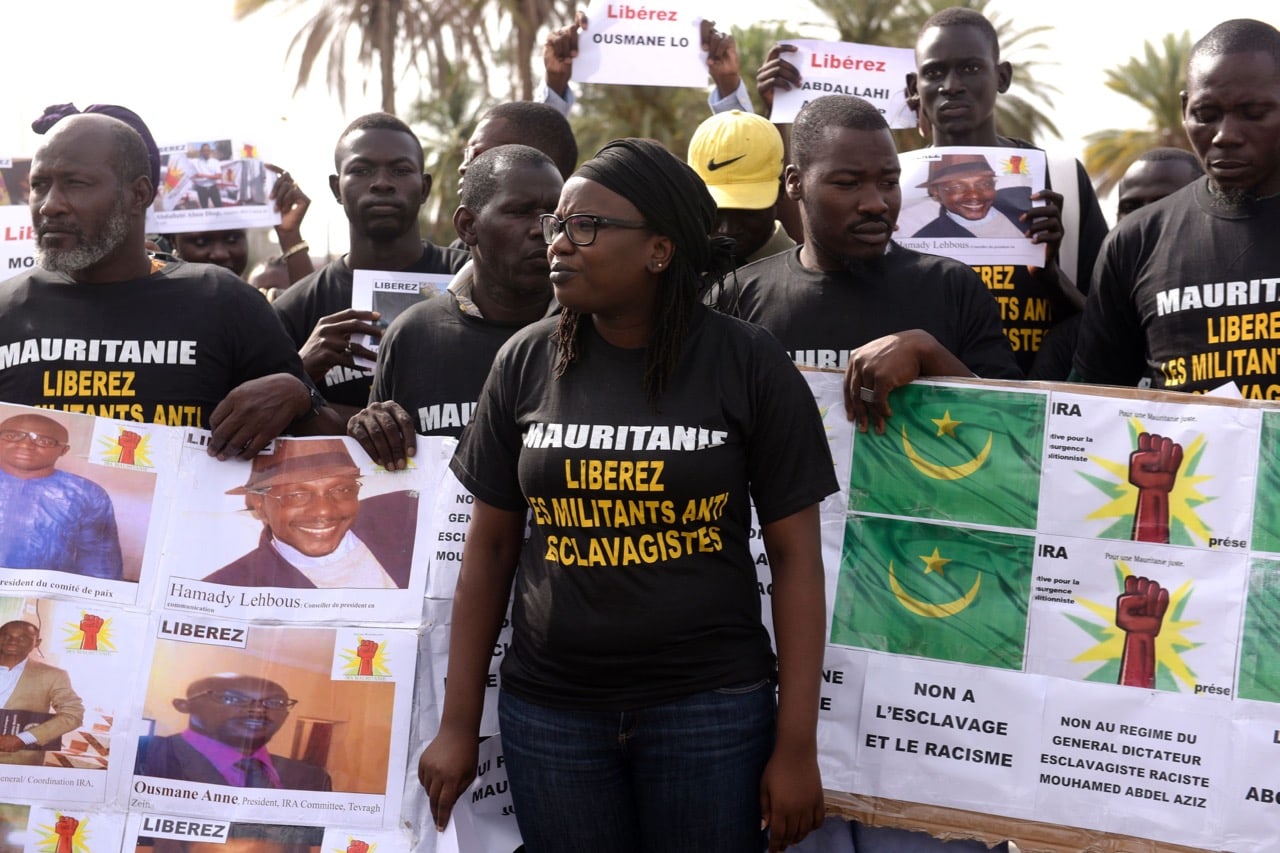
910,153,1032,239
202,438,416,589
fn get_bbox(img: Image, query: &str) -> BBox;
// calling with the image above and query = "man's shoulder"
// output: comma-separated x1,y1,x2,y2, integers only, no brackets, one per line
491,315,559,363
275,259,350,308
735,246,797,281
362,489,418,513
1103,181,1206,260
46,468,112,500
269,751,332,789
385,292,459,334
18,659,68,680
415,242,471,276
203,541,313,589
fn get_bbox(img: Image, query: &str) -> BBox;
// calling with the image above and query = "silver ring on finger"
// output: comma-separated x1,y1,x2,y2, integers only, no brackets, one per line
859,386,876,403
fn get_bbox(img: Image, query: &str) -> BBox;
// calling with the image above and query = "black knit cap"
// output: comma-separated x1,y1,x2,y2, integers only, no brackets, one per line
32,103,162,201
576,138,721,277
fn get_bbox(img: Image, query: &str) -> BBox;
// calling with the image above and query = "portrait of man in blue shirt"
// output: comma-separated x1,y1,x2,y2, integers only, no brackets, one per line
0,412,123,579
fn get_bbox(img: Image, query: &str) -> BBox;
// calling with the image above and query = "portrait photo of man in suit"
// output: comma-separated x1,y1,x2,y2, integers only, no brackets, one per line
201,438,416,589
133,673,331,790
0,620,84,765
911,153,1032,239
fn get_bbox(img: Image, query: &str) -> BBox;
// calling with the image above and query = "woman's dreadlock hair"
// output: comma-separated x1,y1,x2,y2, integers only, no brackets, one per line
551,138,734,405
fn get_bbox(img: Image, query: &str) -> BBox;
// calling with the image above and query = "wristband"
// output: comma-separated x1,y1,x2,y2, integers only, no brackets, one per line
292,384,326,425
281,240,310,260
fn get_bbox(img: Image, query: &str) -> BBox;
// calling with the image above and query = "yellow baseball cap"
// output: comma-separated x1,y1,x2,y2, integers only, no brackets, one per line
688,111,783,211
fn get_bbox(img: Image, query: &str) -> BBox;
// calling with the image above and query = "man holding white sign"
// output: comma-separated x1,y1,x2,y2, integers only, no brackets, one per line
272,114,468,421
348,145,563,465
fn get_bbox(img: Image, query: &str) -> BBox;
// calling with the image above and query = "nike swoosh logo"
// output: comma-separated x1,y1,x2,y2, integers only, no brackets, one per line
707,155,746,171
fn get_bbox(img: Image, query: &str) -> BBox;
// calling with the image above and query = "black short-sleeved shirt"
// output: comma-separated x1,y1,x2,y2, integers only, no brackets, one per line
0,260,308,427
717,244,1021,379
451,306,838,710
272,243,469,407
1074,179,1280,397
372,292,536,437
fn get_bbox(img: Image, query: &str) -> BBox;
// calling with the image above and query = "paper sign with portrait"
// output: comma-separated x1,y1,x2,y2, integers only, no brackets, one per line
895,146,1047,267
0,405,179,607
0,158,35,278
154,435,441,625
0,595,148,804
145,140,280,234
350,271,452,371
126,620,415,827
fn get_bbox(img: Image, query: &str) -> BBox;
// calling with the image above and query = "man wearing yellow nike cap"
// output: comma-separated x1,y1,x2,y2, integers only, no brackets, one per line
688,110,795,267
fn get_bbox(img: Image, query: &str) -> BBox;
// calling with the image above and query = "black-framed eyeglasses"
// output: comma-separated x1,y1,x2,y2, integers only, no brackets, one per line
190,690,298,710
0,430,66,449
253,481,362,509
540,213,650,247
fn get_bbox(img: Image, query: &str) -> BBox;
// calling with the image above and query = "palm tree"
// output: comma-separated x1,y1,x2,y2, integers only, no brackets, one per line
233,0,493,114
493,0,573,101
408,61,493,246
808,0,1060,151
1084,31,1193,195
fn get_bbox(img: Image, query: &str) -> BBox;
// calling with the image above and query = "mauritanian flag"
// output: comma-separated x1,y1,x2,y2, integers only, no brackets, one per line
1238,558,1280,702
849,383,1045,529
832,516,1034,669
1252,413,1280,554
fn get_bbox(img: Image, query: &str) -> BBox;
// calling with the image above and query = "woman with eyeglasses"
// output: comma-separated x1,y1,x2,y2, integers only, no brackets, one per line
419,138,835,852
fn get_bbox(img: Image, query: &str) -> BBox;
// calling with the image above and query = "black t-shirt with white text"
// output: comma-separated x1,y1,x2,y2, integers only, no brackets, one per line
718,244,1020,379
451,306,838,710
0,260,308,427
372,291,535,437
1075,179,1280,398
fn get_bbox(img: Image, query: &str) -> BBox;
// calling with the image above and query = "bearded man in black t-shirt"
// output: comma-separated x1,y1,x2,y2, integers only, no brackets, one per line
1,109,340,459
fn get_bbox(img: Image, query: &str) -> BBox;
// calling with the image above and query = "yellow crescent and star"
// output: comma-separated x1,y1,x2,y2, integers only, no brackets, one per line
900,409,993,481
888,546,982,618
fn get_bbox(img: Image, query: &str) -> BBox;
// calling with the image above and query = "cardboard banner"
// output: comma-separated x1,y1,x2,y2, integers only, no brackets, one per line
9,379,1280,849
895,146,1048,267
571,0,708,88
0,803,128,853
768,39,916,127
125,620,414,828
124,811,410,853
0,596,148,805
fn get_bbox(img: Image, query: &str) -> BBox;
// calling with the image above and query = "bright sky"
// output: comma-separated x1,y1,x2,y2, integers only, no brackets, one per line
5,1,1277,252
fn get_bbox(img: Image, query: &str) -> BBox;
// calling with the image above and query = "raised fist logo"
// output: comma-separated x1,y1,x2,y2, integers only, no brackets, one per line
117,429,142,465
356,639,379,677
79,613,104,651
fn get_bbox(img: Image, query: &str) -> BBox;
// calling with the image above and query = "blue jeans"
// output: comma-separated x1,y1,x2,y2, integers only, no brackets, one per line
499,679,776,853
